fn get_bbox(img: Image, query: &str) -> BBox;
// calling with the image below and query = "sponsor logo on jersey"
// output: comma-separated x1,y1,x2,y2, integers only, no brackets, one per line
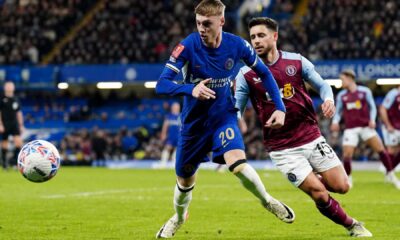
12,102,18,110
346,100,362,110
225,58,234,70
282,83,295,99
285,65,297,76
253,77,262,84
171,44,185,59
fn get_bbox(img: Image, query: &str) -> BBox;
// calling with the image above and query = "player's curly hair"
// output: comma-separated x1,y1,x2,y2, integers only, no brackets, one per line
195,0,225,16
248,17,279,32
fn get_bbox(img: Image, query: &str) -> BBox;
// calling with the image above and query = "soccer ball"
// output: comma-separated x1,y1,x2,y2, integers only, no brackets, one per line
17,140,61,183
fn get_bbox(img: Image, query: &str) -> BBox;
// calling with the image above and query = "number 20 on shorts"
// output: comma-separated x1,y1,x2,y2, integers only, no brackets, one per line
219,127,235,146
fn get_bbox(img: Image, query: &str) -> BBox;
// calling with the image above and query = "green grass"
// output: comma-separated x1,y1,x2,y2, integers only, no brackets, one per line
0,167,399,239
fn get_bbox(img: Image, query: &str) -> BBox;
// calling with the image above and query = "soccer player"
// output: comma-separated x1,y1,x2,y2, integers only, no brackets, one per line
235,17,372,237
330,69,399,189
155,1,295,238
158,102,180,168
0,81,24,170
379,86,400,175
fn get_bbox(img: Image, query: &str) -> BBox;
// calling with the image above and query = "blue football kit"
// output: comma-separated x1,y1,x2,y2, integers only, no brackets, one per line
156,31,285,177
165,113,180,147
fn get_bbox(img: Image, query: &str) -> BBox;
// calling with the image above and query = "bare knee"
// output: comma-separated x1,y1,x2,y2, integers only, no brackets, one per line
333,181,350,194
177,176,195,188
309,188,329,204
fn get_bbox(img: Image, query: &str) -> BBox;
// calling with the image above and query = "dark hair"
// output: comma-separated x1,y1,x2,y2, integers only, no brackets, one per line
248,17,279,32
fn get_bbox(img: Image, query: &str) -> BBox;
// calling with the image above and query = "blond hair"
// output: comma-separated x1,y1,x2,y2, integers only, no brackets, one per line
195,0,225,16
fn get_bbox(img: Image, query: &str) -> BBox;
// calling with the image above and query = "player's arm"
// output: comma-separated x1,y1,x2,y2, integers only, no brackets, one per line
156,42,215,100
365,88,377,128
156,43,194,96
301,56,335,118
379,90,396,132
239,39,285,128
17,110,24,133
331,91,344,132
234,70,250,133
160,118,169,141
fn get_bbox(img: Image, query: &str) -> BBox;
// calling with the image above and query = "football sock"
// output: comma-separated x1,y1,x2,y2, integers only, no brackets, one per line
343,157,352,175
1,148,7,169
379,150,394,173
391,153,400,169
174,181,194,222
317,195,353,227
13,147,21,166
160,149,170,166
230,160,272,205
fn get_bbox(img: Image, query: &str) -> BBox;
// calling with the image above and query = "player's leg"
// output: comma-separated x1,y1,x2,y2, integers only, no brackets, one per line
13,134,23,166
299,173,353,225
213,121,294,223
1,136,9,170
365,135,393,173
159,144,173,168
342,145,355,187
342,128,359,186
223,149,294,223
308,137,372,236
156,134,209,238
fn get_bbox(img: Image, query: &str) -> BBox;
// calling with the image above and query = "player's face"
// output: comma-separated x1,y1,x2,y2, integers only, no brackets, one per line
249,25,278,57
171,103,180,114
4,82,15,95
196,14,224,45
340,74,352,89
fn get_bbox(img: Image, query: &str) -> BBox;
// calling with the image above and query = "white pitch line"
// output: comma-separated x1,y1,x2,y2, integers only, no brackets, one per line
41,184,232,199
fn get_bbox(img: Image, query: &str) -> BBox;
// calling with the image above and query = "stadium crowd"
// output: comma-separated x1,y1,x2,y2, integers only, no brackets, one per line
1,0,398,164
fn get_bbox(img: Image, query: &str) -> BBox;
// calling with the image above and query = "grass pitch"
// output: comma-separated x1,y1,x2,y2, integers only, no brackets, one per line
0,167,399,240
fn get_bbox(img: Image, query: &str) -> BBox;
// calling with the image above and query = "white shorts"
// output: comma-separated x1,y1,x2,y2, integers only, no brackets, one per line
270,136,342,187
381,125,400,147
342,127,378,147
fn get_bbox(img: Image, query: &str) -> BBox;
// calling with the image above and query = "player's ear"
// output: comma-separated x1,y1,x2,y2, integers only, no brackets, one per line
220,16,225,27
274,31,278,41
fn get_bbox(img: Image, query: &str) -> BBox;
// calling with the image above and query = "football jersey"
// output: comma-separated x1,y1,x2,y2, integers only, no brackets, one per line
156,31,285,135
235,51,332,151
333,86,376,129
0,95,21,127
165,113,180,139
382,88,400,130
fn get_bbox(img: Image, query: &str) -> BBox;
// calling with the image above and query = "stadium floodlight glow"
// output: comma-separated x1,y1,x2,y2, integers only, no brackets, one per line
144,81,157,88
57,82,69,89
96,82,123,89
376,78,400,85
325,79,342,88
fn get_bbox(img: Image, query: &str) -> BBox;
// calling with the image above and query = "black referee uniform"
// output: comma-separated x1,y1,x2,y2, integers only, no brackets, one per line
0,95,21,168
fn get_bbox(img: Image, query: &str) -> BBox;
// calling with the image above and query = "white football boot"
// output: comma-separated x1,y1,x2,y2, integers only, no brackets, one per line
264,197,295,223
156,213,188,238
347,220,373,237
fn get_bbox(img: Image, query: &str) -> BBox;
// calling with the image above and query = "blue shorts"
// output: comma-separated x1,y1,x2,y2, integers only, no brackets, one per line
175,119,245,178
165,135,178,147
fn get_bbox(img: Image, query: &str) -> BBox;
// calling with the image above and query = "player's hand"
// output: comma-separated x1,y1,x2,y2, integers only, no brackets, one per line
0,124,4,133
330,123,340,132
265,110,285,129
192,78,216,100
368,121,376,129
387,125,395,133
321,100,335,118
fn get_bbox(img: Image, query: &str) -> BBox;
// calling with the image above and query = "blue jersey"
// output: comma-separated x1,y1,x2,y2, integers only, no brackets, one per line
156,31,285,135
165,113,180,146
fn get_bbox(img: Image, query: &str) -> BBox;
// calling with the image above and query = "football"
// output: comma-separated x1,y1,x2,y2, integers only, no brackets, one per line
17,140,61,183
